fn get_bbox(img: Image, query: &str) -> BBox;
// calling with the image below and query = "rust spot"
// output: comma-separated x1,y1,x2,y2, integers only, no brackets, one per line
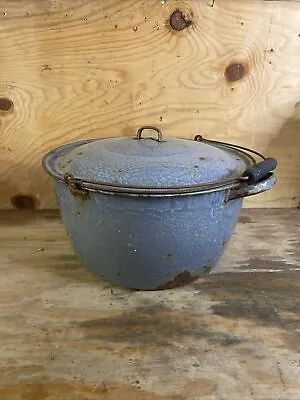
69,186,89,200
64,173,90,200
0,97,13,112
225,63,246,82
202,266,212,274
156,271,199,290
169,10,192,31
11,194,38,210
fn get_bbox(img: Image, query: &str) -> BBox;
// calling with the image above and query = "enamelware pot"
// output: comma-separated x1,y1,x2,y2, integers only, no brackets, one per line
43,126,277,290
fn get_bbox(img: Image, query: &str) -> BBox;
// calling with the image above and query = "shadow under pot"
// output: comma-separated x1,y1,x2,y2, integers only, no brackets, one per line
42,126,277,290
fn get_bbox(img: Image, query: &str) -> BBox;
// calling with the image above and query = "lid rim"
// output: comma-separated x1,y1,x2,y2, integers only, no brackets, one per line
42,138,255,196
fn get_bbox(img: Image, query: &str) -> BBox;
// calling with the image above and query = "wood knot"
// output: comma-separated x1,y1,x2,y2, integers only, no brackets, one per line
0,97,13,113
170,10,192,31
225,63,246,82
11,194,38,209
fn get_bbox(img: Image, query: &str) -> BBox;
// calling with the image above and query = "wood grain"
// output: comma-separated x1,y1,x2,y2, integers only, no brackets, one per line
0,0,300,208
0,209,299,399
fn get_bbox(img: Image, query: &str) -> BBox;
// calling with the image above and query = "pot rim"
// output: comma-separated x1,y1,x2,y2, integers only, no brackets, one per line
42,135,274,197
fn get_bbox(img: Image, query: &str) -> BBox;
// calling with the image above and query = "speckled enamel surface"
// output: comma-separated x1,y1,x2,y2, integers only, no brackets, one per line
56,136,250,188
54,181,243,289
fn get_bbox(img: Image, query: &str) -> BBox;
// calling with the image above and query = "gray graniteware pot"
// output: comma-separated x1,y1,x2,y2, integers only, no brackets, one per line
42,126,277,290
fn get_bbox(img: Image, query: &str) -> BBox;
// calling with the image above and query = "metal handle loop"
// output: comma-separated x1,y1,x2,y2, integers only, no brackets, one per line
194,134,277,185
194,134,266,163
136,126,163,142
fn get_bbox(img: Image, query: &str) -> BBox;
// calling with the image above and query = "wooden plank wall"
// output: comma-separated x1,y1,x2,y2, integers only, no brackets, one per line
0,0,300,209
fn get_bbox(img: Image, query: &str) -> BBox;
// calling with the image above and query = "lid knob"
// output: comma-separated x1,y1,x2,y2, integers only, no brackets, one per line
136,126,164,143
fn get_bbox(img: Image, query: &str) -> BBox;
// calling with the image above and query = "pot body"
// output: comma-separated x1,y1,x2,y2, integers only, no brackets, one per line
54,181,243,290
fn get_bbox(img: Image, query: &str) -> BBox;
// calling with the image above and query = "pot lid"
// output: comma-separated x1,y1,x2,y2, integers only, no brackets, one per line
44,126,256,195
